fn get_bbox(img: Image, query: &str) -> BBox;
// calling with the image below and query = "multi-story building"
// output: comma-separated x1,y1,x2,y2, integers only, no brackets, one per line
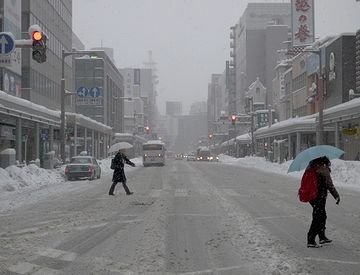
189,101,207,115
74,50,124,132
120,68,157,131
119,68,145,133
231,3,290,113
21,0,73,111
166,101,182,116
207,74,221,133
324,34,356,107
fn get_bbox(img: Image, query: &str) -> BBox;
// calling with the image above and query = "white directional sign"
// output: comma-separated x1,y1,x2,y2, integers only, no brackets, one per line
0,32,15,55
0,32,15,66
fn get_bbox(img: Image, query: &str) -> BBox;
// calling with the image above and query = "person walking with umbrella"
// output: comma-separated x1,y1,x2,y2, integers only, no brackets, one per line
109,149,135,196
306,156,340,248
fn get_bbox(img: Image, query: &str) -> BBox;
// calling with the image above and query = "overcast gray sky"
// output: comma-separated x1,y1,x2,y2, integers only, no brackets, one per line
73,0,360,114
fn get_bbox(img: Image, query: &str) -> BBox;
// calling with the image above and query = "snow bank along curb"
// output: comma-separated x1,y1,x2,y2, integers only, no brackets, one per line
218,154,360,190
0,157,142,193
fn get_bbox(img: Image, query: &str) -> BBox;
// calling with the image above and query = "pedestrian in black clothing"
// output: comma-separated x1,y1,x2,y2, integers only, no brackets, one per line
109,150,135,196
307,156,340,248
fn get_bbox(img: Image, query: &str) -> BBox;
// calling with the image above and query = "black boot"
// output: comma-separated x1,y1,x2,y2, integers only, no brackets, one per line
307,233,321,248
122,182,133,195
319,229,332,244
109,182,117,196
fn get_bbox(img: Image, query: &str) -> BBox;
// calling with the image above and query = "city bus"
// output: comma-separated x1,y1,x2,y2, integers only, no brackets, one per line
142,140,166,167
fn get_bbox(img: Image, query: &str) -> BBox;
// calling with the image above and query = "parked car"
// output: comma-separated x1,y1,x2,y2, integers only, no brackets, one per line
175,153,183,160
64,156,101,181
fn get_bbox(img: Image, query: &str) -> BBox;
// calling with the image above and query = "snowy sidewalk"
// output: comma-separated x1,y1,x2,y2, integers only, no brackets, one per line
0,157,142,213
218,154,360,191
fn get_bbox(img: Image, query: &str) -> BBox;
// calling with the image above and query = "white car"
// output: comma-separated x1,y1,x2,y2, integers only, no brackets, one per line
65,156,101,181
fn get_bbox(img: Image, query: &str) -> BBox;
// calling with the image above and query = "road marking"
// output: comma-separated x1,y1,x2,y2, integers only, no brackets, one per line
7,227,39,235
175,189,189,197
36,247,78,262
73,222,108,231
32,267,64,274
168,213,218,217
179,264,246,274
7,262,39,274
304,257,360,265
255,215,296,220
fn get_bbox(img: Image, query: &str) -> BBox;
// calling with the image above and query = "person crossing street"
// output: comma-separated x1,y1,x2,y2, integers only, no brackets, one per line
109,149,135,196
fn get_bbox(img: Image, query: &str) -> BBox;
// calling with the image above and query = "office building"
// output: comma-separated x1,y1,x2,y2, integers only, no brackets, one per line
21,0,73,111
231,3,291,113
74,50,124,132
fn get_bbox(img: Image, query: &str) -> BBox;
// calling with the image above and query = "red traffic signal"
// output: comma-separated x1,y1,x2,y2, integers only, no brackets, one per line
32,31,43,41
231,114,236,125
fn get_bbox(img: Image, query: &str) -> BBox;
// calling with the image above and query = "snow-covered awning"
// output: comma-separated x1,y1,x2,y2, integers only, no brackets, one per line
221,138,235,147
322,98,360,124
236,133,251,144
66,113,113,134
0,90,60,126
255,115,316,139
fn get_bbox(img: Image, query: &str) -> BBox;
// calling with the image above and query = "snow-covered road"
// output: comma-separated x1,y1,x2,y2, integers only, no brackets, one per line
0,159,359,274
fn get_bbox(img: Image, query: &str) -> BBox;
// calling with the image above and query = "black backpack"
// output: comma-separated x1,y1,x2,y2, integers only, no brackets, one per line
110,155,124,169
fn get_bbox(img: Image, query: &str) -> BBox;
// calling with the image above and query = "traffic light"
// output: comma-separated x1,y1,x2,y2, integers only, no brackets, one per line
208,134,213,139
231,114,236,125
30,25,47,63
145,126,150,134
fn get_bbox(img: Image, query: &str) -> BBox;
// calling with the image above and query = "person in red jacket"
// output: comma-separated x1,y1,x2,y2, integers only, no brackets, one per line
307,156,340,248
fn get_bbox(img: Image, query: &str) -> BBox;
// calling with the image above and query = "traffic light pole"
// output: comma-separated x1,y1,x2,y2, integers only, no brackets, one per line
60,49,66,163
60,49,99,163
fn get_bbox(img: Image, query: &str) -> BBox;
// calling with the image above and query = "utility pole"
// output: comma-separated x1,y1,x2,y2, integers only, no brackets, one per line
60,50,103,163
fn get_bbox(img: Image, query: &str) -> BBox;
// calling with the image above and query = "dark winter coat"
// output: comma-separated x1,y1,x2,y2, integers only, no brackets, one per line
314,165,339,202
112,152,135,183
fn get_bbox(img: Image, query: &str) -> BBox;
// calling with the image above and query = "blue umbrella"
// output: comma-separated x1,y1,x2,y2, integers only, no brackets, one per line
287,145,344,173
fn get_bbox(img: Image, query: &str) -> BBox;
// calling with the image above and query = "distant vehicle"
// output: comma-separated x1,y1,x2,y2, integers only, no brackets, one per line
175,153,183,160
187,153,196,161
143,140,166,167
197,147,211,161
209,154,219,162
64,156,101,181
166,151,175,159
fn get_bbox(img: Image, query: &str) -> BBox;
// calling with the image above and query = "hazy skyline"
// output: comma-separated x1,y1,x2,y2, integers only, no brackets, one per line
73,0,360,114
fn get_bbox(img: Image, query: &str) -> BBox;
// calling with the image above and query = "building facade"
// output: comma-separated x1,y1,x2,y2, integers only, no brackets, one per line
21,0,73,111
232,3,291,113
166,101,182,116
74,51,124,132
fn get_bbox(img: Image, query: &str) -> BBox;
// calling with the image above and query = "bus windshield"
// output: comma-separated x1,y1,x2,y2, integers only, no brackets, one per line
143,144,163,151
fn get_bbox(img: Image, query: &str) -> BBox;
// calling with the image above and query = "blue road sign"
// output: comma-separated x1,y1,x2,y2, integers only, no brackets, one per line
76,87,88,97
0,33,15,55
89,87,102,98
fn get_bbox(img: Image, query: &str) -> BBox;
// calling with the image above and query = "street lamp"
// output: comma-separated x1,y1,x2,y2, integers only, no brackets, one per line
60,49,107,163
303,47,324,145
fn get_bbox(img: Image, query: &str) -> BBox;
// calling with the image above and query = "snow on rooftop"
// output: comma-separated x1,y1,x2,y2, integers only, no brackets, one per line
66,112,112,131
323,97,360,115
236,133,251,142
256,114,316,134
0,90,59,118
